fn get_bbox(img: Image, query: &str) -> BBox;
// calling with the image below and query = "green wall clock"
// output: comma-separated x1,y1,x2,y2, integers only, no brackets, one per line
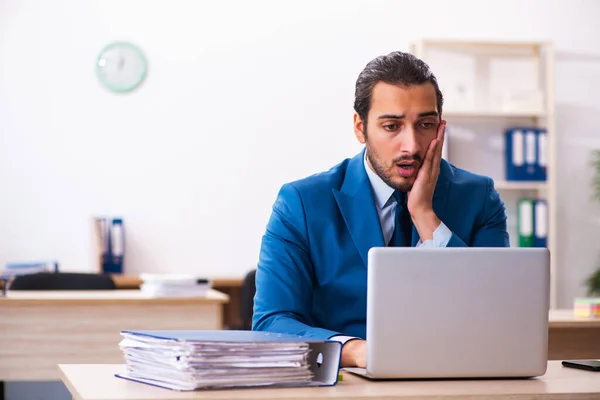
96,41,147,93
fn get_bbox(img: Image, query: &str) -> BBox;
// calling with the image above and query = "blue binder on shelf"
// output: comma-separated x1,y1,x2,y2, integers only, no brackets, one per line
535,129,548,181
115,330,342,391
109,218,124,274
94,216,125,274
505,128,547,181
534,199,548,248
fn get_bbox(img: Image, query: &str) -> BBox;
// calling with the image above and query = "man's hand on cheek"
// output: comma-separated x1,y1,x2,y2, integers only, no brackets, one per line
407,120,446,241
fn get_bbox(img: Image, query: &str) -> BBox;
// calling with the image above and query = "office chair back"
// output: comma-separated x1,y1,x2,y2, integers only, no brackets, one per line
240,269,256,330
9,272,116,291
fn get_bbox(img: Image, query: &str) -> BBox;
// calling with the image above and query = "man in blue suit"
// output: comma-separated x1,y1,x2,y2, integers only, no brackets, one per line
252,51,509,368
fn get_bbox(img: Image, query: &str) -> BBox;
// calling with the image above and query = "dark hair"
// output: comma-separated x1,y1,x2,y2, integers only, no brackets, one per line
353,51,444,123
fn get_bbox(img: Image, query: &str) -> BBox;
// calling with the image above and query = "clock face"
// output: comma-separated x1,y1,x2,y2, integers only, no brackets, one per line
96,42,147,93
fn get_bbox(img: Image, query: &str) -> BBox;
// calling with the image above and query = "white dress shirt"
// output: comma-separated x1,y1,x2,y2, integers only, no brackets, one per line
330,154,452,345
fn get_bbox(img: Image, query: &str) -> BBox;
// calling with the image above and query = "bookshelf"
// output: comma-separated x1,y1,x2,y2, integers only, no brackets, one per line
494,181,548,191
444,110,546,119
411,40,557,307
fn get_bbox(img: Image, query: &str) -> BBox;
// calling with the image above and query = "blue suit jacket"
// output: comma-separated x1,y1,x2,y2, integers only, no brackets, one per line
252,149,509,340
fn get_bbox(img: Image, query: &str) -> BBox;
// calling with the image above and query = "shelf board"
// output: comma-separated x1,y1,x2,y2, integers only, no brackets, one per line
494,181,548,190
415,40,550,57
443,110,546,119
419,39,550,48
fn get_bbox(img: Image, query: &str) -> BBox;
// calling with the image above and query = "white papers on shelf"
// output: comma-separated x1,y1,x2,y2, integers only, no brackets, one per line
139,273,210,298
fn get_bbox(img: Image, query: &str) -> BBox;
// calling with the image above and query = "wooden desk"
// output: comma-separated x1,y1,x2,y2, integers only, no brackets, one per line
0,290,229,381
112,275,244,329
548,309,600,360
58,362,600,400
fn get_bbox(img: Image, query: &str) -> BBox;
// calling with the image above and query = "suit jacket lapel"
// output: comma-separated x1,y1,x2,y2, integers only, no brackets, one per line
334,152,454,259
333,150,384,267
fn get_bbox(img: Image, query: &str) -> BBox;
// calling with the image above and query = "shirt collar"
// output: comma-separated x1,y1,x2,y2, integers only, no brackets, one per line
363,151,395,209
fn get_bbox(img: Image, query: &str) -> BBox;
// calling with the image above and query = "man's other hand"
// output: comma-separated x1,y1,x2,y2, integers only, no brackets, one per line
341,339,366,368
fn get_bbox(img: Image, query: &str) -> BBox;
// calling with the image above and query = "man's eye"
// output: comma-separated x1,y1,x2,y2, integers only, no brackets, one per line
420,122,435,129
383,124,399,131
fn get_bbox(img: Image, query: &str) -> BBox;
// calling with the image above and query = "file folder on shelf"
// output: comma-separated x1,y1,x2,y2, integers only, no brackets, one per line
94,216,125,274
534,199,548,248
517,198,548,248
517,198,535,247
505,128,547,182
535,129,548,181
109,218,124,274
115,330,342,391
94,217,111,273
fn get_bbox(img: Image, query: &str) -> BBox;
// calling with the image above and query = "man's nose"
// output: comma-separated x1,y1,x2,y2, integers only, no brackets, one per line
399,125,420,155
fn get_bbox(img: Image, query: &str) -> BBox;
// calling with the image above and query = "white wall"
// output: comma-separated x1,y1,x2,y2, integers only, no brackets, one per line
1,0,599,307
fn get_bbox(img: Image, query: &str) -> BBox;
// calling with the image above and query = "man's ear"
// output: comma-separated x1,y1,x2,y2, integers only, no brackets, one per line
354,113,366,144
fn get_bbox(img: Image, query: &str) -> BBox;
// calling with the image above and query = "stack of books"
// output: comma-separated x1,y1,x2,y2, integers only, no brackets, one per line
117,330,341,390
139,273,210,297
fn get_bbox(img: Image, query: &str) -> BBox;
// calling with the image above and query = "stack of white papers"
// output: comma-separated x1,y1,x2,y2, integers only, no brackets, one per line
117,330,315,390
139,273,210,297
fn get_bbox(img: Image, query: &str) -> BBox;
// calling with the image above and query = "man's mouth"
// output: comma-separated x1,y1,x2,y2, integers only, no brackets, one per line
396,162,418,178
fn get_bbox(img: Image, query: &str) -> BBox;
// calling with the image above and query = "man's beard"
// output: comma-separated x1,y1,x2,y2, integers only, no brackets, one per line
365,139,422,193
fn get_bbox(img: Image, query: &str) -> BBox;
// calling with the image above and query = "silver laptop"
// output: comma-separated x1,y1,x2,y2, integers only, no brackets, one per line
346,247,550,379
